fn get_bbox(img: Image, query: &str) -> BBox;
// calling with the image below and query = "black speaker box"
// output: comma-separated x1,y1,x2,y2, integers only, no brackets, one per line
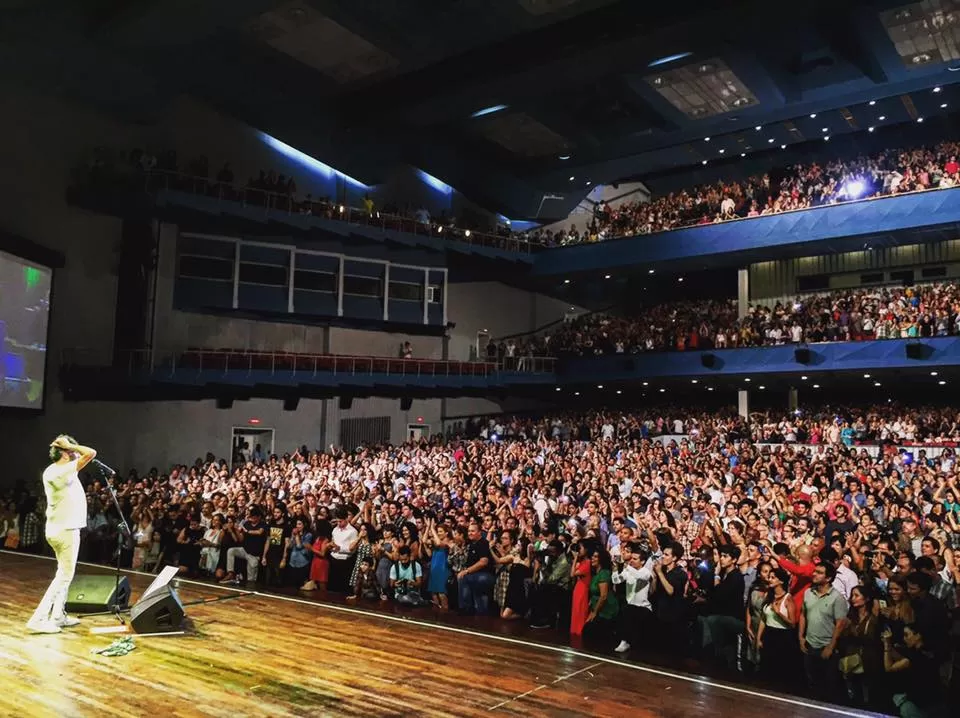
400,396,413,411
905,343,924,359
339,396,353,410
795,347,811,364
65,575,131,613
130,584,184,633
700,353,716,369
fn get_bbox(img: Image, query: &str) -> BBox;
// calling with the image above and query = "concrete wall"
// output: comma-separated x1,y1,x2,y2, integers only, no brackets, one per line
0,90,537,487
445,281,582,360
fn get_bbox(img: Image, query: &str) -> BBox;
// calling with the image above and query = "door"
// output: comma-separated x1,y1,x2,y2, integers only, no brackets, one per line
476,330,490,361
231,427,276,464
407,423,429,442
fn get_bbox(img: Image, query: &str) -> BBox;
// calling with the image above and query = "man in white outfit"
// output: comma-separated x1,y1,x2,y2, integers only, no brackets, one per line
27,434,96,634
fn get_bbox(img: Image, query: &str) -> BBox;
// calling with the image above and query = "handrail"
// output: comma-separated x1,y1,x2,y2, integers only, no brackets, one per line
62,349,558,377
580,182,960,248
75,164,540,254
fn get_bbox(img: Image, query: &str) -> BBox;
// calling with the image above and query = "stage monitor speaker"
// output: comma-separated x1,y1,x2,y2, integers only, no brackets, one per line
339,396,353,410
400,396,413,411
905,343,924,359
795,348,811,364
130,568,184,633
700,353,717,369
65,575,131,613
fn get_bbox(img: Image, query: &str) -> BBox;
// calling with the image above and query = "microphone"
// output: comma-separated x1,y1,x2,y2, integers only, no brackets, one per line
92,458,117,476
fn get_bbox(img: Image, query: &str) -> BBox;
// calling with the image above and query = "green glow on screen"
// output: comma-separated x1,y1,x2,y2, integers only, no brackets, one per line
24,266,41,289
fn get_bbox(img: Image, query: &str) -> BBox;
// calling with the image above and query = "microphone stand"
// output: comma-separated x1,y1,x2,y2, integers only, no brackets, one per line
94,459,130,624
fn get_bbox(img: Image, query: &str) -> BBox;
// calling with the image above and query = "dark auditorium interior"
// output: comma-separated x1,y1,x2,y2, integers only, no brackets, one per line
5,1,960,716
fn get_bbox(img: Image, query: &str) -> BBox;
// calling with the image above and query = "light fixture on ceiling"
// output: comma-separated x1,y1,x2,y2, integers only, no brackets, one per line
822,127,829,132
707,386,714,391
648,269,655,274
740,152,746,157
563,279,570,284
869,100,876,105
568,176,575,181
558,155,571,160
942,103,948,108
868,126,875,132
755,125,762,131
597,384,603,389
781,144,787,149
585,180,591,185
744,378,751,382
813,383,820,388
918,117,924,123
702,160,708,165
934,86,942,93
691,379,698,384
647,51,693,68
470,104,508,118
616,389,622,394
642,381,649,386
874,381,882,387
824,136,830,141
810,113,817,118
574,391,580,396
678,277,684,282
801,375,808,380
931,371,939,376
659,388,666,393
767,138,774,143
704,137,711,142
719,149,725,154
939,380,947,385
759,385,766,390
555,387,561,392
604,274,611,279
864,373,871,378
878,115,886,120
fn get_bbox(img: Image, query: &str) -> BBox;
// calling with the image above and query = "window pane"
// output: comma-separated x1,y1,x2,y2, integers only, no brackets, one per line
343,275,382,297
239,262,287,287
389,281,423,302
294,269,337,293
178,255,234,281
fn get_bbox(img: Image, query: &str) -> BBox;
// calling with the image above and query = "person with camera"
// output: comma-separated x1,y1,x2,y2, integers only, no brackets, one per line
651,541,688,655
612,540,658,654
696,544,746,670
528,537,572,630
390,545,427,607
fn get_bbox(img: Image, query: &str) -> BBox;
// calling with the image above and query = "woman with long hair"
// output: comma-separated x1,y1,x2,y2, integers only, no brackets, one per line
881,574,914,646
302,519,332,592
583,548,619,648
744,560,774,673
839,584,883,707
569,539,592,637
756,567,800,691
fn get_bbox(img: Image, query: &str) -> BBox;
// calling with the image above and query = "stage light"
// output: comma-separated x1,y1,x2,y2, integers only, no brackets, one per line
470,104,508,118
648,52,693,67
842,179,865,198
869,100,876,105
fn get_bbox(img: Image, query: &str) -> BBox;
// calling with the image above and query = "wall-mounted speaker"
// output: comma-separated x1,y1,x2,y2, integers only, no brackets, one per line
283,396,300,411
400,397,413,411
700,353,717,369
216,396,233,410
339,396,353,410
795,348,811,364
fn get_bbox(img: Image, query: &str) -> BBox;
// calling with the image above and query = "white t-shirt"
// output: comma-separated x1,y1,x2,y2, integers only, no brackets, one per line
43,460,87,531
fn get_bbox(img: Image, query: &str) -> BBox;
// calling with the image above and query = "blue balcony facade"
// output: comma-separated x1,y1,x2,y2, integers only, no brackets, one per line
560,338,960,382
534,188,960,277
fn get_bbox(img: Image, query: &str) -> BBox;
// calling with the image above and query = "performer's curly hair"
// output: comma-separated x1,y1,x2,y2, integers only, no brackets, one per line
49,434,77,462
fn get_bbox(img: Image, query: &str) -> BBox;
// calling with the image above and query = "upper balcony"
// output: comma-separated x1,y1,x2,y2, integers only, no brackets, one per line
534,186,960,278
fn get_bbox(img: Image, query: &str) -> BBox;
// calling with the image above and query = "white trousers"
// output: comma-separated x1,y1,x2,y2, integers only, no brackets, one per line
226,546,260,582
29,527,80,625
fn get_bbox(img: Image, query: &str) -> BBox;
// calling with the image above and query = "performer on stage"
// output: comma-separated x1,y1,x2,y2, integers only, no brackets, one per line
26,434,96,634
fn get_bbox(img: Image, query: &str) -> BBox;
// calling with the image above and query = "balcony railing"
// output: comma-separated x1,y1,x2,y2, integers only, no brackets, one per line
63,349,557,378
76,165,540,254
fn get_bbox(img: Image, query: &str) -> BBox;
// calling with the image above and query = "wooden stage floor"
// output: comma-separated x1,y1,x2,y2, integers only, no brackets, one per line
0,551,884,718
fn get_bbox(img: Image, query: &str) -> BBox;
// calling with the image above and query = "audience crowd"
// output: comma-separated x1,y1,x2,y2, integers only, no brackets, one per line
589,140,960,241
519,280,960,357
5,406,960,716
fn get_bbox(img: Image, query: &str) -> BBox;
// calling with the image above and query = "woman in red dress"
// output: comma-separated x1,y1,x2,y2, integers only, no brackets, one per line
569,540,592,636
302,520,332,591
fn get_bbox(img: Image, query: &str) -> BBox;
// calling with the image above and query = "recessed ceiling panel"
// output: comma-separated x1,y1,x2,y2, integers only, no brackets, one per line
880,0,960,67
249,2,397,84
473,111,571,157
645,58,758,119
